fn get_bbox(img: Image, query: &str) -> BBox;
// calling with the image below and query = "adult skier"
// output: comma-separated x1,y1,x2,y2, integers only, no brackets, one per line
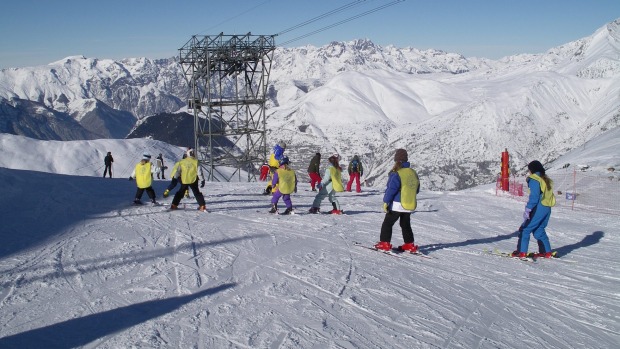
170,149,207,212
307,152,322,191
103,151,113,178
346,154,363,193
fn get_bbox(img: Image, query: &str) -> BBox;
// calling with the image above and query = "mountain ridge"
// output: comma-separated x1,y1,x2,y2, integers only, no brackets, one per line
0,19,619,190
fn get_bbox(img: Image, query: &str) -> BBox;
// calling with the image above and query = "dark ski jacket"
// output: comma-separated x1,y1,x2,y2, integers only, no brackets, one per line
104,154,114,166
307,154,321,173
348,155,363,176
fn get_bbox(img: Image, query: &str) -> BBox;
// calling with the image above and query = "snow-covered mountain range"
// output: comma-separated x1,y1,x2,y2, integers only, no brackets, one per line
1,19,619,190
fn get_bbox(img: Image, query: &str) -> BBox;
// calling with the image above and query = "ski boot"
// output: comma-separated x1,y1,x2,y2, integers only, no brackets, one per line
328,202,343,214
269,204,278,214
308,207,320,214
397,243,418,253
282,207,293,215
198,205,206,212
374,241,392,251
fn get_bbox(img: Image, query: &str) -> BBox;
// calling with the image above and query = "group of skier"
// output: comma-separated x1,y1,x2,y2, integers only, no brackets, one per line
264,143,556,259
127,148,206,212
121,141,556,259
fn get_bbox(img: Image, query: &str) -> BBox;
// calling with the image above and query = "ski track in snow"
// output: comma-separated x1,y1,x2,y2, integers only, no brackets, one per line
0,170,619,348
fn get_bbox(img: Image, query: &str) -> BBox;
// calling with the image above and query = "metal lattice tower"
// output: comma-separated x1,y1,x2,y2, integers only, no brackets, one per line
179,33,276,182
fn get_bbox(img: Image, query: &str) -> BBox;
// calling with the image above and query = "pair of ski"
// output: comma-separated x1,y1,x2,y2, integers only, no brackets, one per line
482,248,575,263
353,242,435,259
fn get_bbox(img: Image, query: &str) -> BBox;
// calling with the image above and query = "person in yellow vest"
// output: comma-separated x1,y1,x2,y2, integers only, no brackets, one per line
268,157,297,215
309,153,344,214
170,148,207,212
129,153,158,205
374,149,420,252
263,142,286,195
511,160,556,258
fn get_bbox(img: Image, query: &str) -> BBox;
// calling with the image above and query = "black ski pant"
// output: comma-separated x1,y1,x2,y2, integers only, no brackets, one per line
103,165,112,178
172,180,206,206
379,211,414,244
135,187,156,201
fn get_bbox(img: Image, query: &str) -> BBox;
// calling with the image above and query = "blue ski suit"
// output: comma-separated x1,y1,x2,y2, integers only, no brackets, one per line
517,173,552,253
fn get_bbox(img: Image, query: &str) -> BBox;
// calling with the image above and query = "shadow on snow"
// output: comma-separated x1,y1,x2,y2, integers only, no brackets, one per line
0,283,236,349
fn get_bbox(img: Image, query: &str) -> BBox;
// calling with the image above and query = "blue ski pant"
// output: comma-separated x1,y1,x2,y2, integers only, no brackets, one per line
312,187,340,210
517,204,552,253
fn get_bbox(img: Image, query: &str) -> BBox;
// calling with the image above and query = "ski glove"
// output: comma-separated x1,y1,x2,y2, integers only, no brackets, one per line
383,203,389,213
523,207,532,221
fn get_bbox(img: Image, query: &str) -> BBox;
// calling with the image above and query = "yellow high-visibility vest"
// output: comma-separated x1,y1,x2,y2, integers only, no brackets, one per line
397,167,419,210
528,174,556,207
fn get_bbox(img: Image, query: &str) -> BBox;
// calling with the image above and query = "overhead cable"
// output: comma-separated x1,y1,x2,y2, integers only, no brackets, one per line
278,0,405,46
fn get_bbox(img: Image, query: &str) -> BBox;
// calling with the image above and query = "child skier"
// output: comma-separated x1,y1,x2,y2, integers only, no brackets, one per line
374,149,420,252
511,160,556,258
308,154,344,214
268,156,297,215
263,142,286,195
129,153,158,205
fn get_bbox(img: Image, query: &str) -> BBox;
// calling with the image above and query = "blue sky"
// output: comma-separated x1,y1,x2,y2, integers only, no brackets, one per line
1,0,618,69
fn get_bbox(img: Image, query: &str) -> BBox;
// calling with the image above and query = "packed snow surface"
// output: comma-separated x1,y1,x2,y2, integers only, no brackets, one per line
0,136,618,348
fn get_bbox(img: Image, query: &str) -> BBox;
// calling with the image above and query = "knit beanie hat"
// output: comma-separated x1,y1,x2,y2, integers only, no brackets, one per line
394,149,408,162
527,160,545,175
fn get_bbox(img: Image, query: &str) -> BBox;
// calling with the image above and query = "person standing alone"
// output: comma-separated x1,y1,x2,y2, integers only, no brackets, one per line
155,153,165,179
103,151,113,178
511,160,556,258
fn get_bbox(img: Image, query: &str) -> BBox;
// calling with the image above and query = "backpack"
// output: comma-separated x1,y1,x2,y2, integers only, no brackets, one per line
351,160,359,172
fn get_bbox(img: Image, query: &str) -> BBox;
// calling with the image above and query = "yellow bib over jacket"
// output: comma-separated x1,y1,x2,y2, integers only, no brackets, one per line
528,174,556,207
276,168,296,194
396,167,419,211
134,162,153,189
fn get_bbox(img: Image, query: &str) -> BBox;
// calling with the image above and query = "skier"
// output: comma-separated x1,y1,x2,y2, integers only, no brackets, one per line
263,141,287,195
268,156,297,215
374,149,420,252
346,154,363,193
103,151,113,178
170,148,207,212
259,162,270,181
129,153,158,205
511,160,556,258
155,153,165,179
308,153,344,214
307,152,322,191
